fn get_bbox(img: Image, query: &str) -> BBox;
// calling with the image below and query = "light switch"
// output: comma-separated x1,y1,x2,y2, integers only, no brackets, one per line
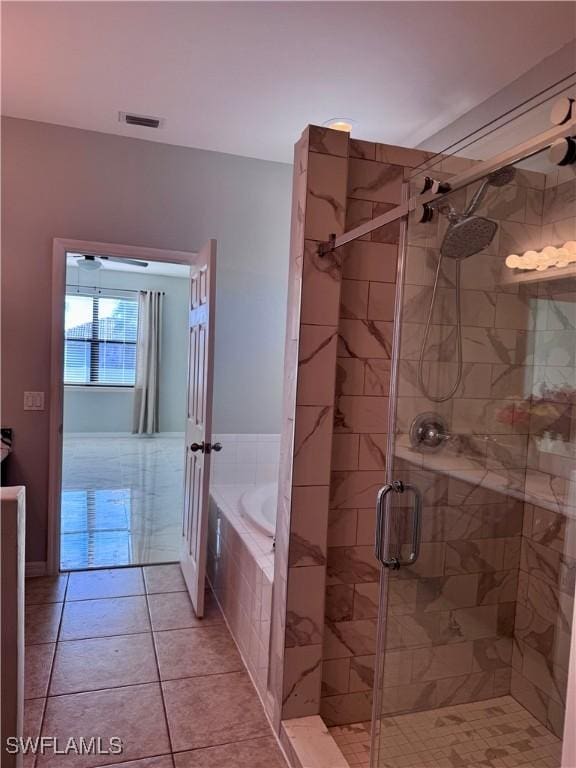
24,391,45,411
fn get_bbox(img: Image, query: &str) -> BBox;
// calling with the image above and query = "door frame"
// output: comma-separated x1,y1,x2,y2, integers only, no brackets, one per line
48,237,198,575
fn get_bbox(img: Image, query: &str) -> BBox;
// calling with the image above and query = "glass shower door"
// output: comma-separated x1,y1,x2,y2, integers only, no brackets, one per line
371,151,575,768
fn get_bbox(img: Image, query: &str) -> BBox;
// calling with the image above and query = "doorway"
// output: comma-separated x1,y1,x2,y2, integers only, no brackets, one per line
48,239,197,572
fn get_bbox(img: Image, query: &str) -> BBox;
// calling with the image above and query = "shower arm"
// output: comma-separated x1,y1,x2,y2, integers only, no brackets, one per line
317,115,576,256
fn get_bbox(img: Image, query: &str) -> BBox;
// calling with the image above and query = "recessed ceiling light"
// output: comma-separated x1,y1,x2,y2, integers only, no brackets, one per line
323,118,355,133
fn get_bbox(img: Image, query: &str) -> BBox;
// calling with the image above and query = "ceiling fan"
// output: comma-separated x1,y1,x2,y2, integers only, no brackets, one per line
74,254,149,271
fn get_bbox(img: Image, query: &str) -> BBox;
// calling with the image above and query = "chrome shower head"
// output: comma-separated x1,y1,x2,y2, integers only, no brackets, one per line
440,216,498,260
465,165,517,217
487,166,516,187
438,164,514,260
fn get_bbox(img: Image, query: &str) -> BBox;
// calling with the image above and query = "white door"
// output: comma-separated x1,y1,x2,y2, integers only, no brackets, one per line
180,239,218,617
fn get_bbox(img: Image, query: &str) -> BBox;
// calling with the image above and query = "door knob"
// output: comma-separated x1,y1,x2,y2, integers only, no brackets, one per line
190,442,223,453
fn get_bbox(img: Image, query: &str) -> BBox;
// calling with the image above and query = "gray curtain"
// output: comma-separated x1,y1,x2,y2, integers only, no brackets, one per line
132,290,164,434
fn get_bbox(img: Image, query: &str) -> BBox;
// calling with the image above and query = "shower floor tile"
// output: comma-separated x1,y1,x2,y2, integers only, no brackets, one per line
329,696,562,768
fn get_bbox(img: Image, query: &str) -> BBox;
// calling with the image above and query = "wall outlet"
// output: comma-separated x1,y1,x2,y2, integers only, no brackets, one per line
24,391,45,411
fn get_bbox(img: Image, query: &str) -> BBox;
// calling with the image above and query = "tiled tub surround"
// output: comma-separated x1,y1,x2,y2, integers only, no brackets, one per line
207,486,274,709
210,433,280,487
22,565,288,767
206,434,279,717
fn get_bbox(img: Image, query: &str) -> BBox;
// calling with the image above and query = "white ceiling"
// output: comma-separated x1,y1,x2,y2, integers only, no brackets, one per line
2,2,575,163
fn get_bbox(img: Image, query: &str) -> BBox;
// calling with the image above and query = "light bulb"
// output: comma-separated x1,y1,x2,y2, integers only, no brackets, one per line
506,254,521,268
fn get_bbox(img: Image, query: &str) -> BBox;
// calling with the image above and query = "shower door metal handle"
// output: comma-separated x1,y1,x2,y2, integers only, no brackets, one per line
375,480,423,569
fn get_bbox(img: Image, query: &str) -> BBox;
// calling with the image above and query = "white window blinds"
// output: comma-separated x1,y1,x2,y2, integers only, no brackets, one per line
64,294,139,386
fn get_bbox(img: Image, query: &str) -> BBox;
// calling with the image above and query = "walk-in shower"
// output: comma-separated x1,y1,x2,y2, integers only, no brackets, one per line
316,102,576,768
417,167,516,402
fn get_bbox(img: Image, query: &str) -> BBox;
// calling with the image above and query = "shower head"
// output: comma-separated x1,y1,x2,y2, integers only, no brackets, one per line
440,216,498,260
465,165,517,217
438,164,514,260
487,166,516,187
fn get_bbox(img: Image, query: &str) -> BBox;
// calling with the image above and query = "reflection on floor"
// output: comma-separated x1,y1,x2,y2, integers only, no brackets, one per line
24,565,287,767
61,435,184,569
329,697,562,768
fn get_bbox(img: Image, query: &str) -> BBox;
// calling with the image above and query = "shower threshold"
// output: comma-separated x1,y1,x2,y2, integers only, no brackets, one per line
329,695,561,768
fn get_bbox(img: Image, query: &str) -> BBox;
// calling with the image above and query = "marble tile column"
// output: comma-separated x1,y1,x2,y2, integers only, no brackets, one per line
270,126,349,727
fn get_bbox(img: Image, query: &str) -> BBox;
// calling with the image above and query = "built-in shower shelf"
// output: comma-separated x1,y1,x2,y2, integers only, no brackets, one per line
395,439,573,516
501,263,576,285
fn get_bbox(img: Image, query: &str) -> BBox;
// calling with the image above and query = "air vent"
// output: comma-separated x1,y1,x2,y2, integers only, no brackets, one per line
119,111,164,129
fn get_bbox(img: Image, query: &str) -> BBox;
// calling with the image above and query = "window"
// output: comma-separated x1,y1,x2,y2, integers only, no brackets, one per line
64,294,139,386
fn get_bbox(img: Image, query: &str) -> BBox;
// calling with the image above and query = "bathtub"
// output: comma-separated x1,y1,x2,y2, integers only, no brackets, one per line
239,482,277,537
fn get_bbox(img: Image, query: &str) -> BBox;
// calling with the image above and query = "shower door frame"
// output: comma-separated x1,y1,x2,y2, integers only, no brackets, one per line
318,119,576,768
318,114,576,257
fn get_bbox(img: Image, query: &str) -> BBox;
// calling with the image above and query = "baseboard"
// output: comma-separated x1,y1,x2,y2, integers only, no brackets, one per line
63,432,185,439
25,561,47,577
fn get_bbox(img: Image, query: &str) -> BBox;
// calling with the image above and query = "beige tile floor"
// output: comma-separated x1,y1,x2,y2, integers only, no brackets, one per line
23,564,287,768
330,697,563,768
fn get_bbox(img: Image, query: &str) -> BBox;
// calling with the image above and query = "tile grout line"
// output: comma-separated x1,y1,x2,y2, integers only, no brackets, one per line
42,663,250,700
28,568,288,767
143,580,176,762
31,571,70,768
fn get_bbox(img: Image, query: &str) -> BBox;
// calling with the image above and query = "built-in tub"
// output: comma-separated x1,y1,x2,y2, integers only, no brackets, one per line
239,482,277,537
207,483,275,709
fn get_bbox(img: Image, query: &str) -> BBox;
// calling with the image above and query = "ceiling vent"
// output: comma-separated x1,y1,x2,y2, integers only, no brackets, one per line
119,111,164,129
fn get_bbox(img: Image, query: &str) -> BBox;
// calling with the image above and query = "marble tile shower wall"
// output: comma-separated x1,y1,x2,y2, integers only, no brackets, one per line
320,153,574,727
276,128,575,739
511,164,576,736
270,125,350,734
321,139,436,726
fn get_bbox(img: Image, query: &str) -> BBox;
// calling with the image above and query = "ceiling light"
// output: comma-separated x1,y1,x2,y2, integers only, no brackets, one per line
323,118,354,133
78,256,102,271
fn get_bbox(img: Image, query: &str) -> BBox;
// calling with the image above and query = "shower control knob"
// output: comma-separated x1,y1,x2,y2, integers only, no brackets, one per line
549,137,576,167
550,97,574,126
409,413,450,452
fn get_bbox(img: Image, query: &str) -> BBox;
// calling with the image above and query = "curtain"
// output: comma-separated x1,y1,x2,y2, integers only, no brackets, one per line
132,290,164,435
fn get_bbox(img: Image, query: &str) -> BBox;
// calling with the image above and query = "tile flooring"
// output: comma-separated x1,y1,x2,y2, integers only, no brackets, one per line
23,564,288,768
330,697,562,768
61,436,184,569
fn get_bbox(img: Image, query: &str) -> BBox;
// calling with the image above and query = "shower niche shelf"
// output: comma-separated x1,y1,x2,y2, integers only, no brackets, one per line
501,262,576,285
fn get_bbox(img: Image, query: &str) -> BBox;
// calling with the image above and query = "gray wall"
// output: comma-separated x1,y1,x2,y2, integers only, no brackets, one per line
1,117,292,562
64,266,189,434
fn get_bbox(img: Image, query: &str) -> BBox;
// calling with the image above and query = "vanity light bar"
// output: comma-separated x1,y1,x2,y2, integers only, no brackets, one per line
506,241,576,271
